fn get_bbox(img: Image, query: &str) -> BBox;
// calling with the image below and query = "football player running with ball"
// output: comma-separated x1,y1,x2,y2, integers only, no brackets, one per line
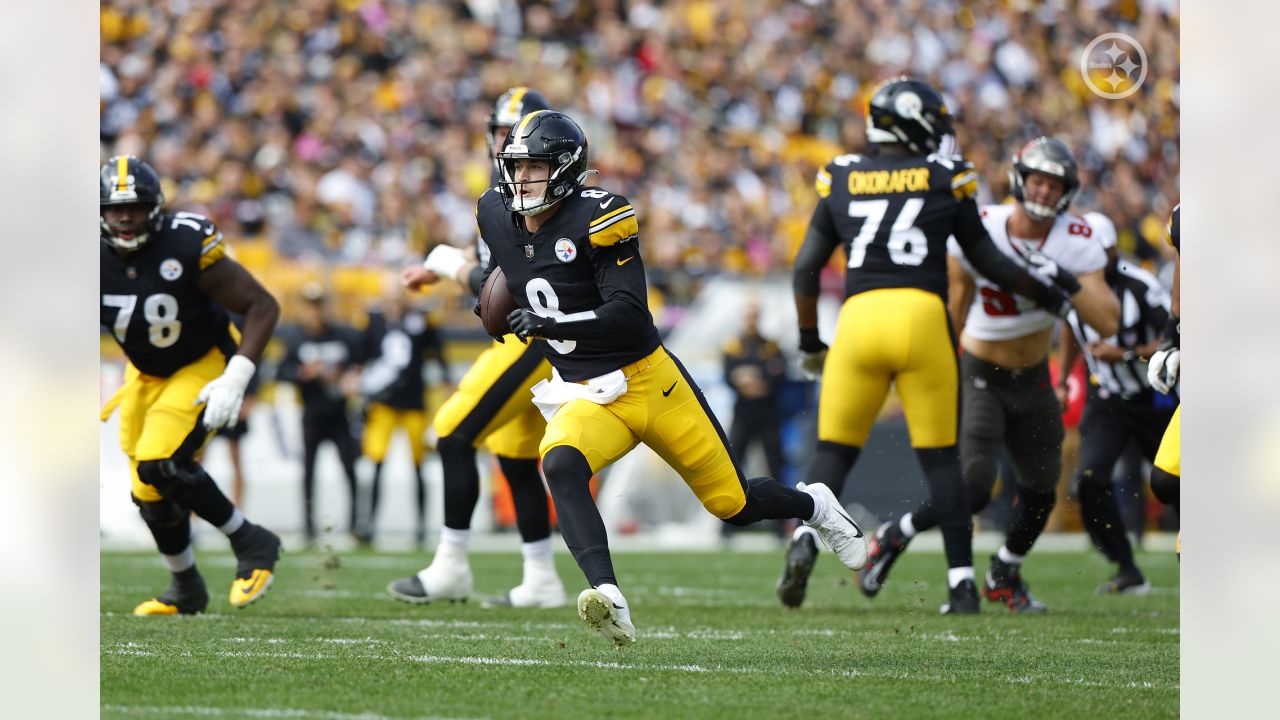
388,88,568,609
780,78,1080,614
100,156,283,615
860,137,1120,613
480,110,868,648
1147,204,1181,553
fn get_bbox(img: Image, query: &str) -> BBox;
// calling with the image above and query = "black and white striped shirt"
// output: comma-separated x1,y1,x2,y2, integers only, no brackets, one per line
1066,260,1171,399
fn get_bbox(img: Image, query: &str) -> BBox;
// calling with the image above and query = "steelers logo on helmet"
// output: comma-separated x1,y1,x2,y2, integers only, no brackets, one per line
865,77,953,155
497,111,591,217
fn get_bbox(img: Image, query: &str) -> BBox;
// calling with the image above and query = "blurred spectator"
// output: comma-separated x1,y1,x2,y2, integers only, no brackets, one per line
101,0,1178,318
276,284,364,544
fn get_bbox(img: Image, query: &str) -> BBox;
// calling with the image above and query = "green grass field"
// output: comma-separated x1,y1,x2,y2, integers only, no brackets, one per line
102,546,1178,719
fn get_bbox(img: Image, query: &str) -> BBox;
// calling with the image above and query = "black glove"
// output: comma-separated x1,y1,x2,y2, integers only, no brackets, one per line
1025,251,1082,294
507,309,559,342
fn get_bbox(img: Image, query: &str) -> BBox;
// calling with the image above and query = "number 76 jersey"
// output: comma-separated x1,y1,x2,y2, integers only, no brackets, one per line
100,212,237,377
810,151,988,300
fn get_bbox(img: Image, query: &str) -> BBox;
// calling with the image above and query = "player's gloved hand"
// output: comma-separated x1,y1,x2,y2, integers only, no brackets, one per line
507,309,558,342
195,355,256,430
422,244,467,282
798,328,828,381
1025,250,1082,294
1147,341,1180,394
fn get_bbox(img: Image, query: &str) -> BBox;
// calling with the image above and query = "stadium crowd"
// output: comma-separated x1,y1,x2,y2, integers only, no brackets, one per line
100,0,1179,313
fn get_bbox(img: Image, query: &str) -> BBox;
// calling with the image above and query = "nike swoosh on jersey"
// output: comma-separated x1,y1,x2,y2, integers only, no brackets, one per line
662,381,678,397
616,256,635,266
600,198,614,210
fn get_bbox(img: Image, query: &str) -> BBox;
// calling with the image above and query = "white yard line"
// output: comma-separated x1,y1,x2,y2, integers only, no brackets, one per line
101,704,480,720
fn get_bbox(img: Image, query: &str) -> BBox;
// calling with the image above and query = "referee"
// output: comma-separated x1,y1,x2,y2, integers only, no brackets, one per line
1058,212,1175,595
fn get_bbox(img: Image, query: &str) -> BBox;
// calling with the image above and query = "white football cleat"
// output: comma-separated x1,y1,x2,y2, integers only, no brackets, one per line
387,545,473,604
577,588,636,648
801,482,869,571
483,564,567,609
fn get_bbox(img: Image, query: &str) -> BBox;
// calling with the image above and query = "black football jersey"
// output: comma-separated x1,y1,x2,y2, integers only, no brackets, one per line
360,309,446,410
100,212,236,377
807,152,986,299
477,186,661,382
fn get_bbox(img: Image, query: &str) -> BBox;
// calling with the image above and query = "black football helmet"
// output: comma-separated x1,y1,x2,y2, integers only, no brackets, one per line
1008,137,1080,221
101,155,165,251
865,77,955,155
496,111,590,217
487,87,551,157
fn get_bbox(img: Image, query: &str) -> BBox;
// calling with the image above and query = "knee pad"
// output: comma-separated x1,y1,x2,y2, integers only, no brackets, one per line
436,432,475,460
540,446,591,489
1150,467,1180,506
136,459,212,503
131,493,186,528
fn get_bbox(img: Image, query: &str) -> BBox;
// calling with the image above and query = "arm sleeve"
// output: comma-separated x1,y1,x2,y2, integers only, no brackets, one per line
792,200,841,296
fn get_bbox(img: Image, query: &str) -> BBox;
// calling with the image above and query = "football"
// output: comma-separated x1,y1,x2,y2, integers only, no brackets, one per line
479,267,520,337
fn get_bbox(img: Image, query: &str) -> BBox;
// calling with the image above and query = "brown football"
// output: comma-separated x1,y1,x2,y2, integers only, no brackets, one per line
479,267,521,337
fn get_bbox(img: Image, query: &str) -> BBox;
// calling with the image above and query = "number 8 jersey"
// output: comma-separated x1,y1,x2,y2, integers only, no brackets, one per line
477,186,662,382
947,204,1105,341
101,212,237,377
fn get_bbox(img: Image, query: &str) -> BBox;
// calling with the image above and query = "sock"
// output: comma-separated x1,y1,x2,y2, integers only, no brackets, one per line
521,538,554,564
792,525,819,542
802,441,861,497
438,434,480,530
163,546,196,573
1004,486,1055,557
542,446,616,588
804,483,827,523
899,513,917,539
947,566,975,588
499,456,552,543
997,545,1026,565
218,508,246,536
440,526,470,549
916,446,973,570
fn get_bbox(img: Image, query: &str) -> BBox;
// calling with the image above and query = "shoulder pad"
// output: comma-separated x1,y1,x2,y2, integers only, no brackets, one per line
586,190,637,248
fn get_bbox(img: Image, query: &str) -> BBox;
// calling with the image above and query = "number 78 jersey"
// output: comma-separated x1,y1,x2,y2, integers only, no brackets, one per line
100,212,237,377
810,152,995,299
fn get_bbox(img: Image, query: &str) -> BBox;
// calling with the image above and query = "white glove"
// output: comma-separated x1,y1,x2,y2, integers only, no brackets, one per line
799,350,826,381
1025,250,1082,294
423,244,467,282
195,355,256,430
1147,347,1180,394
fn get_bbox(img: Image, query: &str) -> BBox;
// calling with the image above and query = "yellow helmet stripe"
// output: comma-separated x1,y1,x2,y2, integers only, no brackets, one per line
506,87,528,117
512,109,550,143
116,156,129,191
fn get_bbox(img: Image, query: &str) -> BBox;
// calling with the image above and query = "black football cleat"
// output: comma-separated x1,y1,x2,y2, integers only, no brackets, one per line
777,530,819,608
133,568,209,616
939,579,980,615
1096,567,1151,595
983,555,1047,613
858,520,910,598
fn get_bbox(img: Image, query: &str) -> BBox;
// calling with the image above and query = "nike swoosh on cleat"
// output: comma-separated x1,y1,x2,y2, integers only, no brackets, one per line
600,198,614,210
662,381,678,397
835,509,863,537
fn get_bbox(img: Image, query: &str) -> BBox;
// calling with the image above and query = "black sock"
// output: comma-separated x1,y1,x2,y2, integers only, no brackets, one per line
1005,486,1056,557
915,446,973,569
366,461,384,533
1078,477,1137,572
724,476,815,526
140,508,192,556
499,456,551,543
542,446,615,587
413,464,427,540
803,441,860,497
438,433,480,530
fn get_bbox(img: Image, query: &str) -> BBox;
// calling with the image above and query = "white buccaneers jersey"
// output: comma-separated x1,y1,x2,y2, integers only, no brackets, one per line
948,204,1106,341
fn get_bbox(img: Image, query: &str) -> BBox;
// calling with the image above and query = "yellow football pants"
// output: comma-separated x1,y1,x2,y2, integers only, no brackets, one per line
363,403,428,463
432,336,551,460
1154,405,1180,476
